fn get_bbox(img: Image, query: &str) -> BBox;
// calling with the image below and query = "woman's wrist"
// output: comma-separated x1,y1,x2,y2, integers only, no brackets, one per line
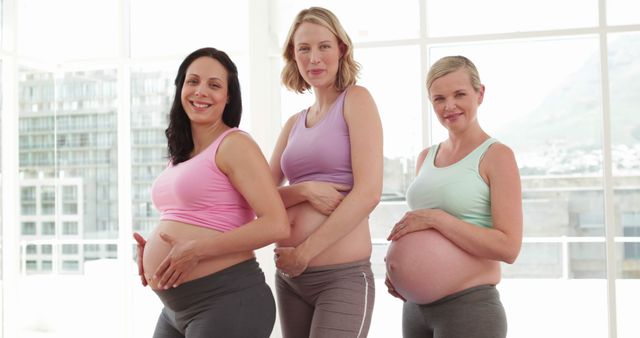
429,209,450,231
195,237,213,260
298,181,313,202
295,239,315,264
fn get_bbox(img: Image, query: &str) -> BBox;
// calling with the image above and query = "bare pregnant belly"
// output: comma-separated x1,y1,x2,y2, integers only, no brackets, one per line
143,220,254,290
277,202,371,266
385,229,500,304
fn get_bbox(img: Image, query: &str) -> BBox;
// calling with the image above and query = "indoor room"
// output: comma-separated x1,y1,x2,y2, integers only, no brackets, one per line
0,0,639,337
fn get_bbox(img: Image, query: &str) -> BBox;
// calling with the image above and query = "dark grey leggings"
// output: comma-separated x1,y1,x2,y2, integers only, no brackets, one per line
152,258,275,338
402,284,507,338
275,259,375,338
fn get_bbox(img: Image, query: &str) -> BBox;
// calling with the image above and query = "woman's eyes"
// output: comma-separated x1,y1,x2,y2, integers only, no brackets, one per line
433,93,465,101
184,79,221,90
297,45,331,52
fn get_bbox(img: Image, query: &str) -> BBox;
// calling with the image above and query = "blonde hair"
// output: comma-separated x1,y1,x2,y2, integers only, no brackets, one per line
281,7,360,93
426,56,482,99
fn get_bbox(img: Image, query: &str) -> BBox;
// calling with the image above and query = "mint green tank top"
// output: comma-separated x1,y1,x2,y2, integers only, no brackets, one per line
405,138,498,228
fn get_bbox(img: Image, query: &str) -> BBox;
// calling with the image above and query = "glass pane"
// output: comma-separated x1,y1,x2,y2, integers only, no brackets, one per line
610,31,640,338
429,38,604,162
42,245,52,254
130,0,249,58
274,0,420,44
369,202,409,278
503,242,563,278
235,54,252,132
17,0,119,62
18,66,120,337
608,0,640,25
130,64,173,231
429,37,608,335
357,44,422,279
358,45,422,202
130,64,174,337
428,0,598,37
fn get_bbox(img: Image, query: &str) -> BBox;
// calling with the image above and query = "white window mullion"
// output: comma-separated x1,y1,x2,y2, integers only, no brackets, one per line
0,55,19,338
420,0,431,148
249,0,281,156
598,0,618,337
117,0,133,337
1,0,20,337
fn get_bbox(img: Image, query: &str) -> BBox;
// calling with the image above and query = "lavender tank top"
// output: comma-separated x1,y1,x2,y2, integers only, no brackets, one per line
281,90,353,189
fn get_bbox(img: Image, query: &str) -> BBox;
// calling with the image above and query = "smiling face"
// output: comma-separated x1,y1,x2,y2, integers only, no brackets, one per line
292,22,342,89
429,68,485,133
180,56,229,127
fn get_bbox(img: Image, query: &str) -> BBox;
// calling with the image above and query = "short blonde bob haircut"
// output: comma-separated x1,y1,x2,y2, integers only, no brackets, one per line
281,7,360,93
426,56,482,99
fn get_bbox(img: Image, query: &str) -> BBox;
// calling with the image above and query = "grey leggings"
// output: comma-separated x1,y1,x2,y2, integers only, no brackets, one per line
402,284,507,338
275,259,375,338
152,258,275,338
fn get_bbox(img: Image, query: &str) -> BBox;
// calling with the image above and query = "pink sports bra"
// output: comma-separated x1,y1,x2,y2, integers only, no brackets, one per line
151,128,255,232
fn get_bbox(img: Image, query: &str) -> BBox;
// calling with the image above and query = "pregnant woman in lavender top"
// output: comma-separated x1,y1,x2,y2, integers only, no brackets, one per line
270,7,383,338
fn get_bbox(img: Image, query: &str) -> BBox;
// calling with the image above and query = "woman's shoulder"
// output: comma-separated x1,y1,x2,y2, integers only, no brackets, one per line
485,141,515,159
343,85,378,119
415,147,431,173
418,147,431,161
216,130,264,173
218,129,258,154
281,111,303,134
285,111,303,126
483,141,517,172
344,85,373,100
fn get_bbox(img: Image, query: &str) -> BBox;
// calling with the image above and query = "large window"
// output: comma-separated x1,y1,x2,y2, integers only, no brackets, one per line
428,37,612,336
609,30,640,337
0,1,638,338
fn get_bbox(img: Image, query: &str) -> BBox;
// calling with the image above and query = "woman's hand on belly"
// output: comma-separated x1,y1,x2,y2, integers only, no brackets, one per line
278,202,373,269
144,221,257,290
274,246,310,278
302,181,351,215
384,274,406,301
151,232,200,290
387,208,443,241
278,203,327,247
133,232,148,287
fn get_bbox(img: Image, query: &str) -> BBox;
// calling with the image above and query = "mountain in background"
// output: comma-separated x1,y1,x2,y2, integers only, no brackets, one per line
495,33,640,151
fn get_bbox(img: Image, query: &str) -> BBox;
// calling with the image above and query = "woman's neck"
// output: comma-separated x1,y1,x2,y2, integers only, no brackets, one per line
445,124,488,153
310,86,342,117
190,121,229,155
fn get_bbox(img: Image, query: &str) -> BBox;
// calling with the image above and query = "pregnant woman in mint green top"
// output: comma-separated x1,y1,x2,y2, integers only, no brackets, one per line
385,56,523,338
